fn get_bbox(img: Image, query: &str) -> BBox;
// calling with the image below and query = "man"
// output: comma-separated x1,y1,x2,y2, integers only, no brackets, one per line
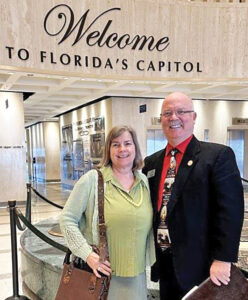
143,92,244,299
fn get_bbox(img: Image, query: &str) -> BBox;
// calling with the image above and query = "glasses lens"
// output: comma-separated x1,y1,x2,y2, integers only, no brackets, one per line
176,110,184,116
162,111,172,117
161,110,193,118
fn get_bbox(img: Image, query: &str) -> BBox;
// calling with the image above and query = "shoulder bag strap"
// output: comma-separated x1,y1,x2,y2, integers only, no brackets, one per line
96,169,109,262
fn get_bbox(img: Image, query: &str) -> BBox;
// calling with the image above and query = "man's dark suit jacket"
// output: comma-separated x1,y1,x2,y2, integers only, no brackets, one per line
143,136,244,291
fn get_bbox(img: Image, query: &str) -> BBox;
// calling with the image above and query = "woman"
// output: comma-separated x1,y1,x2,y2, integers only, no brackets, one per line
60,125,155,299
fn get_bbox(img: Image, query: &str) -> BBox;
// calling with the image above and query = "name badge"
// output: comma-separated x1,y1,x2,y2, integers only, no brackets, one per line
147,169,155,178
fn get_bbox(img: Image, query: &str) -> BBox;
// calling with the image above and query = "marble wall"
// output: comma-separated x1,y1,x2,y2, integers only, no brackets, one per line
30,123,46,181
44,122,61,181
27,121,61,182
0,92,26,203
1,1,248,80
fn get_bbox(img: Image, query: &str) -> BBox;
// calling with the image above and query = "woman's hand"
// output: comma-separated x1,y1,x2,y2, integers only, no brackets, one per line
86,252,112,278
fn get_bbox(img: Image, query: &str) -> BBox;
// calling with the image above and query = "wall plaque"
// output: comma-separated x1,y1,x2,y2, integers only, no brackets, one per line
232,118,248,125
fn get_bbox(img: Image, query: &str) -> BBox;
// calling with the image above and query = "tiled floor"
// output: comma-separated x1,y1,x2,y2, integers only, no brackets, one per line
0,183,247,300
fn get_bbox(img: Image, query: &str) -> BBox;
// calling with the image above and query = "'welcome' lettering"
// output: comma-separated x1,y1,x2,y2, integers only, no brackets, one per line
44,4,170,52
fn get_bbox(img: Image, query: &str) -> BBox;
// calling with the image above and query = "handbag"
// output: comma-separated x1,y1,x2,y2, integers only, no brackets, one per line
55,169,111,300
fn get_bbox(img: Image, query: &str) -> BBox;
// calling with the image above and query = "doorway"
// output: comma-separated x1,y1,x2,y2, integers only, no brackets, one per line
146,129,167,156
227,129,248,179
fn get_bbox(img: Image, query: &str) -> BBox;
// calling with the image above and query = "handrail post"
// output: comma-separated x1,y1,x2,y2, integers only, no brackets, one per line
25,183,31,223
5,200,30,300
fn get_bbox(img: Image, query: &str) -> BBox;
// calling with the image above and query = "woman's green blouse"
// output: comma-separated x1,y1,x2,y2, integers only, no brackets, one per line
103,166,153,276
60,166,155,277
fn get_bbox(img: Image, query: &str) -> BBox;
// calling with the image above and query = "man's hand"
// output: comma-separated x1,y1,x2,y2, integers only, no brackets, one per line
210,260,231,286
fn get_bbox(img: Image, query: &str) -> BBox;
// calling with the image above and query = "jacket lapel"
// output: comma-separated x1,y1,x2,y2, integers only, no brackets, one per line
151,149,165,211
167,136,201,216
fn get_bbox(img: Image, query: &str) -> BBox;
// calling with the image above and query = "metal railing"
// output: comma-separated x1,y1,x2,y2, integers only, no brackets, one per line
242,177,248,184
30,186,64,209
5,184,67,300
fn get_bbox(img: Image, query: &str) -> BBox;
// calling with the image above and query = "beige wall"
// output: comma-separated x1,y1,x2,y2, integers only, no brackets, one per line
111,97,164,159
44,122,61,181
245,131,248,180
61,99,112,134
111,97,248,158
1,0,248,80
58,97,248,185
194,100,248,144
30,123,45,181
60,99,112,186
28,121,61,181
0,92,26,203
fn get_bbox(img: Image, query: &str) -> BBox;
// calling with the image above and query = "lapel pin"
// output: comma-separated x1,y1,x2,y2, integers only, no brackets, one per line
147,169,155,178
187,160,193,166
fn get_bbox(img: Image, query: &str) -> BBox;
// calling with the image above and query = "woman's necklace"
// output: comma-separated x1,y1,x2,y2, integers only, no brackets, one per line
117,187,143,207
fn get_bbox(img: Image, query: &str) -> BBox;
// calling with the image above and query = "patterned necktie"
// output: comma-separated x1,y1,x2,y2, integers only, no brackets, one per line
157,148,179,251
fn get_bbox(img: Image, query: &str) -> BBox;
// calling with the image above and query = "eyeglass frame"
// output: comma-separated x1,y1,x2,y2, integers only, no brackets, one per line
160,110,195,118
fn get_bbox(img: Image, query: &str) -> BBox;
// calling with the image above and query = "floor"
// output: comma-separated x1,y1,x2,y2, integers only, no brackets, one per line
0,182,247,300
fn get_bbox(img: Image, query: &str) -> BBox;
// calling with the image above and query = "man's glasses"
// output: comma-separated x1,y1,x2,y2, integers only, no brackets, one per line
160,110,194,118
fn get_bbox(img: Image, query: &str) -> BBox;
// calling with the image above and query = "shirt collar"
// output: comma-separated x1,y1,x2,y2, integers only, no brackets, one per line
100,165,143,190
165,134,193,156
100,165,114,182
